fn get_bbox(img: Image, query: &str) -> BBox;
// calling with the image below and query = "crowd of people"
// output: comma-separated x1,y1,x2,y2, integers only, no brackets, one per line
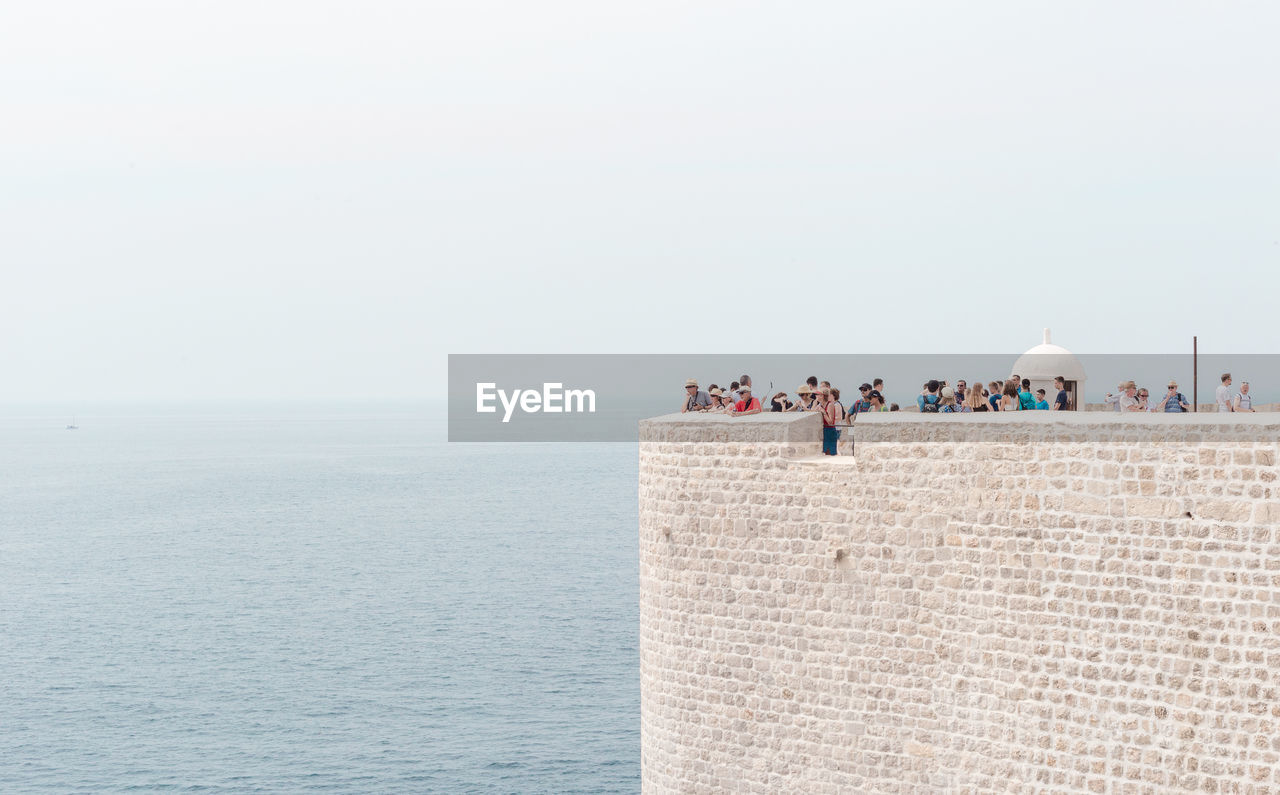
681,371,1261,456
912,376,1067,414
680,374,879,455
1103,373,1255,413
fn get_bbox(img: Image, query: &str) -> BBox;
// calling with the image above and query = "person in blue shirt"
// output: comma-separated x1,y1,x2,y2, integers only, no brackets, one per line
1034,389,1050,410
1155,381,1191,413
851,383,875,415
987,381,1002,412
1052,376,1071,411
1018,378,1037,411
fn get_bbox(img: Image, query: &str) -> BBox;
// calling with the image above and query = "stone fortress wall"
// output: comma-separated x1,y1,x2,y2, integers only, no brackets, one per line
639,411,1280,794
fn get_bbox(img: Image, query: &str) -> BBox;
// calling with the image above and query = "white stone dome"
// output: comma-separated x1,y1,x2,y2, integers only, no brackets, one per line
1012,328,1087,381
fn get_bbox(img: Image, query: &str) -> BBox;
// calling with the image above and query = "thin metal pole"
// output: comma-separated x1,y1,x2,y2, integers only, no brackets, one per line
1193,336,1198,412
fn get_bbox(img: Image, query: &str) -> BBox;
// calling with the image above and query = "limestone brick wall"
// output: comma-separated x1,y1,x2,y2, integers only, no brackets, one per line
639,412,1280,794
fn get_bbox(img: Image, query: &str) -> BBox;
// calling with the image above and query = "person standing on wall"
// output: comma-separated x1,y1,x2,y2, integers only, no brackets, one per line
965,386,991,412
1216,373,1233,412
1000,381,1021,411
870,378,886,411
1018,379,1038,411
681,379,711,413
706,387,729,413
819,387,841,455
939,386,959,412
1117,381,1142,411
1103,382,1126,412
852,384,875,416
730,384,762,416
1052,376,1071,411
917,380,941,412
1155,381,1190,413
1234,381,1254,412
789,385,817,411
829,387,846,424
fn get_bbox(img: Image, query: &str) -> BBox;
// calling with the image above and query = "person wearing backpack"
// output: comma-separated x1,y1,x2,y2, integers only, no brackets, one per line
939,386,959,413
1018,379,1037,411
917,380,941,413
852,383,875,415
1234,382,1255,413
1156,381,1190,413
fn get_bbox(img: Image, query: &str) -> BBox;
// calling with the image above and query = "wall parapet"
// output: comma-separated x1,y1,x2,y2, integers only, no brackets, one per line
639,411,821,445
641,410,1280,449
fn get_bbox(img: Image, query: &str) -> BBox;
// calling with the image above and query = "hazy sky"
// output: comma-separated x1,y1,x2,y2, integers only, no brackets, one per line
3,2,1277,400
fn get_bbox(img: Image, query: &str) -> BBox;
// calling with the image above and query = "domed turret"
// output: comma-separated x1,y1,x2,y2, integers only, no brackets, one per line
1011,329,1086,410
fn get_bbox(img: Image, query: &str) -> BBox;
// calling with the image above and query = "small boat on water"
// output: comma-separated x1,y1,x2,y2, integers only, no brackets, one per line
66,417,78,430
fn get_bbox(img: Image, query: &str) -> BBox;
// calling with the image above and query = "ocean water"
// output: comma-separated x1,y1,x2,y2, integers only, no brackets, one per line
0,403,639,793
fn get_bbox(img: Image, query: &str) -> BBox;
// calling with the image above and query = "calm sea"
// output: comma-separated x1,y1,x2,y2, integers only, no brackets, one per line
0,402,639,793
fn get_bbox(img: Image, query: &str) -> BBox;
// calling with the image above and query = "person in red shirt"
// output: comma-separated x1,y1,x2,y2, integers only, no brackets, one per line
732,384,762,415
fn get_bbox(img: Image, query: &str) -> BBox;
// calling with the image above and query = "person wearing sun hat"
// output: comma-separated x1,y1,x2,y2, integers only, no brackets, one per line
681,378,711,413
730,383,762,416
1155,380,1190,413
704,387,726,413
788,384,816,412
939,385,958,413
1118,381,1142,412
